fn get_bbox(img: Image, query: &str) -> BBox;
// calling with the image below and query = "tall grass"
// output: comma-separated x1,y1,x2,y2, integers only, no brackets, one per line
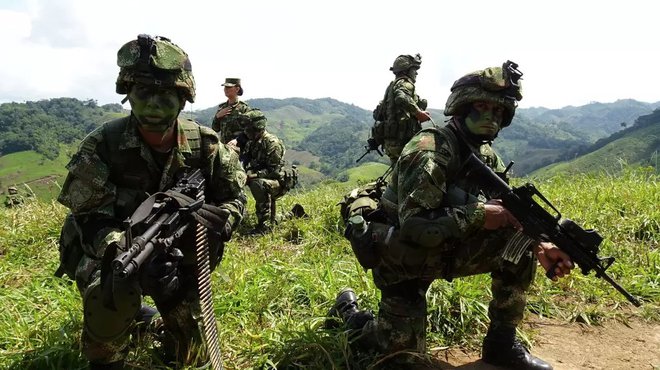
0,169,658,369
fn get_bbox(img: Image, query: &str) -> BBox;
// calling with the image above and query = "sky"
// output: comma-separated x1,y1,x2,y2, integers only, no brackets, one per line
1,0,659,112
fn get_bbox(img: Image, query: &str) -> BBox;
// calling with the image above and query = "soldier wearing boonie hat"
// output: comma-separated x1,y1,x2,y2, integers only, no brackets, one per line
212,77,251,148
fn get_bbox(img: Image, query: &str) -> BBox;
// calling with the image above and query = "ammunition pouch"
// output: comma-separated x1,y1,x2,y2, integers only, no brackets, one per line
55,213,85,279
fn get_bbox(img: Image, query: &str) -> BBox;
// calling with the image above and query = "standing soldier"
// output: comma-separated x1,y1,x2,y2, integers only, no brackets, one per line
56,34,246,369
330,61,573,370
372,54,432,164
211,77,251,153
241,109,303,235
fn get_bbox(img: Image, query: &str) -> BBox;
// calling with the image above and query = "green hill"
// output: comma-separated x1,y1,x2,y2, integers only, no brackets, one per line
0,146,73,200
531,109,660,177
2,97,660,200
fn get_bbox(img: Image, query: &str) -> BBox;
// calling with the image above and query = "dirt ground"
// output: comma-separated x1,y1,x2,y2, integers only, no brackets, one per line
431,316,660,370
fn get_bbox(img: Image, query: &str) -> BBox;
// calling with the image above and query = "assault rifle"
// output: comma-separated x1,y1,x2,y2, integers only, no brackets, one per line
464,153,641,306
111,168,205,279
356,138,383,163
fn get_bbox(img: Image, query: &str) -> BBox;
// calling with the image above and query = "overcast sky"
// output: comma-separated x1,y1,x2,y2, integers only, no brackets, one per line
1,0,658,112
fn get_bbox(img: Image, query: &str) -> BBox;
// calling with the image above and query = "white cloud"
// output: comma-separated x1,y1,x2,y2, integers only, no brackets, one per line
1,0,658,111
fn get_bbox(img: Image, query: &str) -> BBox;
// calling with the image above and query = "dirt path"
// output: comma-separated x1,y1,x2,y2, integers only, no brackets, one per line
431,317,659,370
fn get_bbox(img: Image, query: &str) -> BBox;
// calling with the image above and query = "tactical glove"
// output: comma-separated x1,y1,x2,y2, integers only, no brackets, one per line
197,203,232,241
140,248,183,303
164,190,232,240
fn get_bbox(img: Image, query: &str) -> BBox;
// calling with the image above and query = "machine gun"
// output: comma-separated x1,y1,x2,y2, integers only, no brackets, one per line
356,138,384,163
101,168,225,369
463,153,641,306
111,168,205,279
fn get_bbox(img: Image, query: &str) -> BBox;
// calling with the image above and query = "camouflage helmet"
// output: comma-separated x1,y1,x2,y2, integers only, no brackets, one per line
242,109,267,131
115,34,196,103
390,53,422,73
7,186,17,194
444,60,523,127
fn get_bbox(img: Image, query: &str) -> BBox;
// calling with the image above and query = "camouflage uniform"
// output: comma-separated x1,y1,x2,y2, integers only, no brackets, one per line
374,54,428,164
336,62,543,367
244,130,286,229
58,115,246,365
57,35,247,368
381,76,427,163
358,120,536,356
211,100,251,144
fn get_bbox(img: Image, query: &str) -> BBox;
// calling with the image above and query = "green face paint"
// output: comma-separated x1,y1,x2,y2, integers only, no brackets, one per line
464,101,505,138
128,84,183,132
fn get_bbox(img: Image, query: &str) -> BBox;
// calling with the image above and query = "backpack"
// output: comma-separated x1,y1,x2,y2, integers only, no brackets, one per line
339,181,385,224
338,179,391,270
370,81,396,146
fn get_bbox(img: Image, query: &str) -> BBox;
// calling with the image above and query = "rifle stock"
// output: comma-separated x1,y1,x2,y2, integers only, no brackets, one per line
464,153,641,306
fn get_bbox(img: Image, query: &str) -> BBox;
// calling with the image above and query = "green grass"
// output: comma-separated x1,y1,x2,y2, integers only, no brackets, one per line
338,162,391,185
0,145,73,201
0,170,658,369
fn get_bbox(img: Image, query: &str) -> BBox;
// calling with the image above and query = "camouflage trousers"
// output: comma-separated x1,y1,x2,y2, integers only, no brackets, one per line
355,227,537,357
75,232,223,367
247,178,283,226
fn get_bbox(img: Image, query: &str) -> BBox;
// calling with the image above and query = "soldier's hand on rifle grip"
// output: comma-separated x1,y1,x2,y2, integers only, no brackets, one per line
141,248,183,302
534,242,574,281
483,199,523,231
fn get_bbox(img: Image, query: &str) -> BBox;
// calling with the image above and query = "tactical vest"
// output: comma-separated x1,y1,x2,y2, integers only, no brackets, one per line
383,77,421,143
343,124,500,282
55,117,205,280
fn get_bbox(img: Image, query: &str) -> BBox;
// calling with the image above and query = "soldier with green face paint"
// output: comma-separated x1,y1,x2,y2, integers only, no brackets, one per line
56,34,247,369
330,61,574,370
374,54,432,164
211,77,252,152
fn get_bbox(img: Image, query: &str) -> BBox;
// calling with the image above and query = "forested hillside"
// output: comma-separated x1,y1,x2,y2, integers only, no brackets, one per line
0,98,125,159
1,97,659,201
532,108,660,177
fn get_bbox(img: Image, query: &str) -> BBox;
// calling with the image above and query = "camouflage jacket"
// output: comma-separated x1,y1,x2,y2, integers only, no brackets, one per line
243,131,285,180
58,115,247,257
383,76,426,142
386,118,506,240
211,100,251,144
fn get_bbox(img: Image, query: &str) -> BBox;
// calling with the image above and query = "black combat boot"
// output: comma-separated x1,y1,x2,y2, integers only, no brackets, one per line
325,288,374,329
290,203,309,218
246,223,271,236
482,326,553,370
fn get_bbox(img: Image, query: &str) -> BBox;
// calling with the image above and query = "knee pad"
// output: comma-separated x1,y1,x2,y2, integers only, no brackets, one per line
83,278,141,342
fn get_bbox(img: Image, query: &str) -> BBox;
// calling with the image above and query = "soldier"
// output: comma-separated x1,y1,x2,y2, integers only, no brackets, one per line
56,34,246,369
4,186,24,208
241,109,304,235
211,77,251,153
330,61,573,370
373,54,432,164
